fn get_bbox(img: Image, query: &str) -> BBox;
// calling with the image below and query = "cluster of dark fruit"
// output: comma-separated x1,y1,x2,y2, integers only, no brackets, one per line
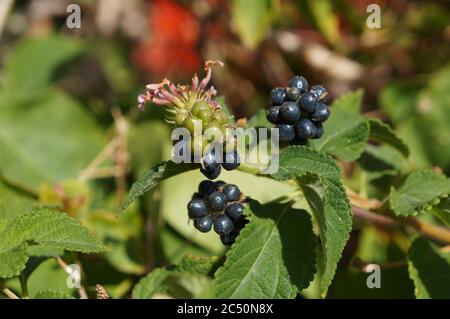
267,75,330,144
173,100,241,180
187,180,248,245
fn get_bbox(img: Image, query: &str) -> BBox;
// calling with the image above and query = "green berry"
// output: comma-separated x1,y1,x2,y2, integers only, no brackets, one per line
204,121,224,141
211,111,229,125
197,109,212,123
183,116,202,136
175,111,188,126
191,101,210,116
190,135,208,156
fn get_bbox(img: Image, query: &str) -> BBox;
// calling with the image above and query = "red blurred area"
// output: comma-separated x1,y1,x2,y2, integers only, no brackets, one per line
133,0,200,78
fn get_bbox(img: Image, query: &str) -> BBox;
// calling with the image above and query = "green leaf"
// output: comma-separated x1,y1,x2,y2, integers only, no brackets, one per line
0,92,105,192
0,180,37,220
390,170,450,216
132,268,171,299
310,90,370,161
215,201,316,298
246,109,271,129
34,289,74,299
6,35,83,98
122,161,196,212
368,119,409,157
0,209,105,253
379,83,419,124
271,146,352,297
177,255,219,276
231,0,273,49
271,146,342,184
0,242,28,278
408,237,450,298
297,174,352,298
359,144,406,179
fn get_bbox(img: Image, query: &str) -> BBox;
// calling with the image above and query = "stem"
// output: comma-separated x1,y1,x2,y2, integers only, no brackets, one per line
236,162,265,175
2,287,19,299
20,273,28,298
352,204,450,244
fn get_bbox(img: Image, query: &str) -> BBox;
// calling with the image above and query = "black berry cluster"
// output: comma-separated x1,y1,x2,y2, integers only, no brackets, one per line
267,75,330,145
187,180,248,245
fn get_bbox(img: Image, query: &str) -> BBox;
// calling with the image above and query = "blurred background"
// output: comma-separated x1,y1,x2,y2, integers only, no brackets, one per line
0,0,449,298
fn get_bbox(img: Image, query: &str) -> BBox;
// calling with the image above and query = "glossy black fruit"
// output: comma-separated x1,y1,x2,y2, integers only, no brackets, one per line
310,85,328,100
226,202,244,221
288,75,308,92
280,102,301,123
295,119,316,139
222,150,240,171
208,191,228,211
198,180,217,196
285,87,301,101
270,87,286,105
222,184,241,202
187,198,208,219
194,215,213,233
213,214,233,234
299,92,318,113
311,103,330,122
220,233,235,245
200,164,221,180
277,124,295,142
267,105,281,124
313,122,324,139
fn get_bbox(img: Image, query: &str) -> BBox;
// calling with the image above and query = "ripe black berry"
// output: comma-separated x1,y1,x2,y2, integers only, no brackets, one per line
225,202,244,221
270,87,286,105
208,191,228,211
215,180,226,189
310,85,328,100
198,180,217,196
277,124,295,142
311,103,330,122
220,233,235,246
299,92,318,113
280,102,301,123
194,215,213,233
200,164,221,180
285,87,301,101
222,150,240,171
288,75,308,92
213,214,233,234
222,184,241,202
267,106,281,124
313,122,324,139
187,198,208,219
295,119,316,140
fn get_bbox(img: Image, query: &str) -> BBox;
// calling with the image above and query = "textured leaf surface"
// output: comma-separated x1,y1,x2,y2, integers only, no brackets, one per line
0,209,105,253
177,255,219,276
368,119,409,157
132,268,170,299
34,289,74,299
272,146,341,184
390,170,450,216
271,146,352,297
408,237,450,298
298,174,352,298
0,242,28,278
122,161,196,212
214,201,316,298
311,90,369,161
